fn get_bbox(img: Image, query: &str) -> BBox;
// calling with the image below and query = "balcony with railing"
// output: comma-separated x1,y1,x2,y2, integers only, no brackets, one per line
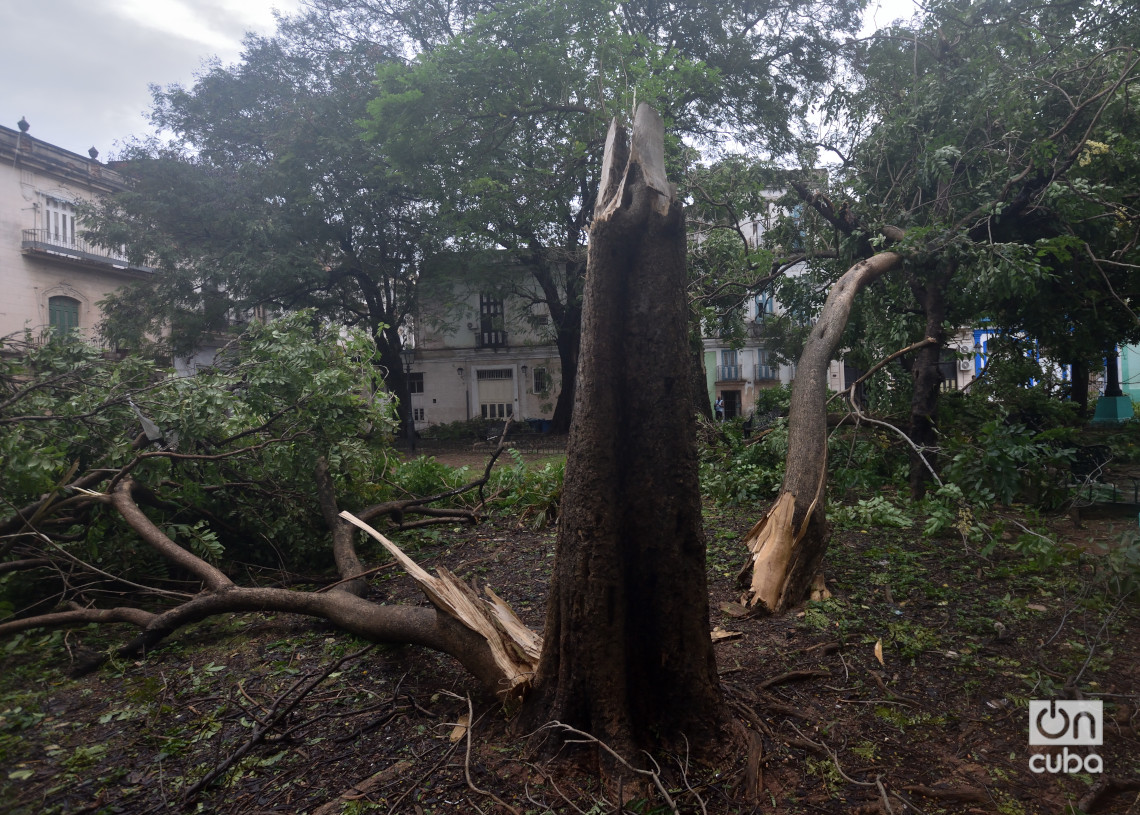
716,363,781,382
21,229,153,274
475,329,509,349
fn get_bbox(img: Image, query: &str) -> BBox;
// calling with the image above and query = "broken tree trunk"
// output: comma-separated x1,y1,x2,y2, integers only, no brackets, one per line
740,249,903,612
520,105,734,765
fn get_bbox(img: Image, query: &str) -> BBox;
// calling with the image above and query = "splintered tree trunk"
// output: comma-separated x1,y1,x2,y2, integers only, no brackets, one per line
521,105,732,766
741,250,903,612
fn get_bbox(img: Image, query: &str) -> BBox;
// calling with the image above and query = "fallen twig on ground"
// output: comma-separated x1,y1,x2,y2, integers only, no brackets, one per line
183,643,376,802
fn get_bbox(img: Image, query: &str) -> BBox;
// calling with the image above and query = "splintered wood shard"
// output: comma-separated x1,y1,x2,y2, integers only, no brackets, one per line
339,510,540,697
594,103,673,221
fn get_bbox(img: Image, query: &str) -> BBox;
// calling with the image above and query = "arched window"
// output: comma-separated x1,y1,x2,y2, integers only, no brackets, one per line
48,296,80,335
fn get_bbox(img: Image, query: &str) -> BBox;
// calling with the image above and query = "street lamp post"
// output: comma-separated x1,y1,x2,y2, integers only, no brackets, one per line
400,347,416,453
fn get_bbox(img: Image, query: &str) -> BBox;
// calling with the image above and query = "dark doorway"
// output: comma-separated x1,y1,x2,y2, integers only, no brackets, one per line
722,390,742,419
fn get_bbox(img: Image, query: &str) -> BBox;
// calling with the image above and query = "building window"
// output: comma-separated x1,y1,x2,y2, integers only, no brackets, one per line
757,349,779,380
413,407,425,421
481,402,514,419
44,197,76,246
48,296,80,335
478,293,507,347
718,349,740,381
476,368,513,380
533,366,549,394
755,293,775,320
407,372,424,393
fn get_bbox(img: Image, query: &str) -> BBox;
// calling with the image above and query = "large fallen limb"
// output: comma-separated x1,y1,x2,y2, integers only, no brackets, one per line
341,511,540,699
3,480,538,698
315,457,369,597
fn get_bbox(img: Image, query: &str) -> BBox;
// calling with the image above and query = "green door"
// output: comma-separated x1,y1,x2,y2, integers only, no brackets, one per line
48,296,80,336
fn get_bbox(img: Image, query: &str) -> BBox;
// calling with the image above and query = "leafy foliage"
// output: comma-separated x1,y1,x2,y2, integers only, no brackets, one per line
1,314,397,605
830,495,913,530
493,450,565,529
700,420,788,505
83,24,428,424
941,415,1075,509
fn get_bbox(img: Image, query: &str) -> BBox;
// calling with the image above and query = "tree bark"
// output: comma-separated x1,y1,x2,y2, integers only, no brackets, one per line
520,106,733,768
906,264,953,500
1069,357,1090,414
741,250,903,612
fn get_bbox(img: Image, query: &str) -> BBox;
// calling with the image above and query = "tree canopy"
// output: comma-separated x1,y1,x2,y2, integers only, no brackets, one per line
85,27,430,422
364,0,864,428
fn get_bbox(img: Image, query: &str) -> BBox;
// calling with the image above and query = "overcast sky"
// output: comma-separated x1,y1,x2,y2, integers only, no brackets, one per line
2,0,916,161
1,0,302,158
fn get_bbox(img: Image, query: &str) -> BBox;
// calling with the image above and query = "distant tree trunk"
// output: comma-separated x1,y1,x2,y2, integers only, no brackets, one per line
522,105,734,769
1104,348,1124,397
691,331,713,420
376,325,413,436
1069,358,1090,414
907,264,953,500
529,256,584,434
549,309,579,433
741,249,902,612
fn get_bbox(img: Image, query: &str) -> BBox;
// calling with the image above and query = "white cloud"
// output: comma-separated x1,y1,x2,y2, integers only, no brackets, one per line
0,0,300,158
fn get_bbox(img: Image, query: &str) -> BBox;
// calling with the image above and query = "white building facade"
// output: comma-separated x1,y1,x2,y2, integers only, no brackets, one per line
0,120,150,346
407,260,562,431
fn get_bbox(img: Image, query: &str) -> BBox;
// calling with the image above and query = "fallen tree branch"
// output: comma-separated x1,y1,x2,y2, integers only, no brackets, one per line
110,478,233,592
459,693,521,815
340,510,541,699
758,669,831,690
845,392,942,489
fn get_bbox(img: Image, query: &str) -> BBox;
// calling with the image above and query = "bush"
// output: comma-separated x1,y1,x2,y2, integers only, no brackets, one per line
419,417,495,441
941,416,1075,509
753,384,791,416
0,313,398,589
388,456,473,503
700,420,788,504
488,449,564,528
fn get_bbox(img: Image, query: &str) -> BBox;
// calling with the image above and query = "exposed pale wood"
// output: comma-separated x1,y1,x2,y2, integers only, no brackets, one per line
339,511,540,698
449,713,470,743
595,118,628,217
711,627,742,642
628,104,672,210
484,586,543,661
595,103,671,221
742,492,800,609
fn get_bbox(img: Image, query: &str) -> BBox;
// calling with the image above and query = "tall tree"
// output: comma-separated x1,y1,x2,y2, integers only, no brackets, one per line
366,0,864,430
86,31,430,427
741,0,1140,610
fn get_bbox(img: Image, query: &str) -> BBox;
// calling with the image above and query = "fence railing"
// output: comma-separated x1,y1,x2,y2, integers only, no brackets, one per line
21,229,151,272
475,330,509,348
716,363,781,381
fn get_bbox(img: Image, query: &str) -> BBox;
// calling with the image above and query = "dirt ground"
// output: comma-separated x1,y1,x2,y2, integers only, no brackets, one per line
1,448,1138,814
